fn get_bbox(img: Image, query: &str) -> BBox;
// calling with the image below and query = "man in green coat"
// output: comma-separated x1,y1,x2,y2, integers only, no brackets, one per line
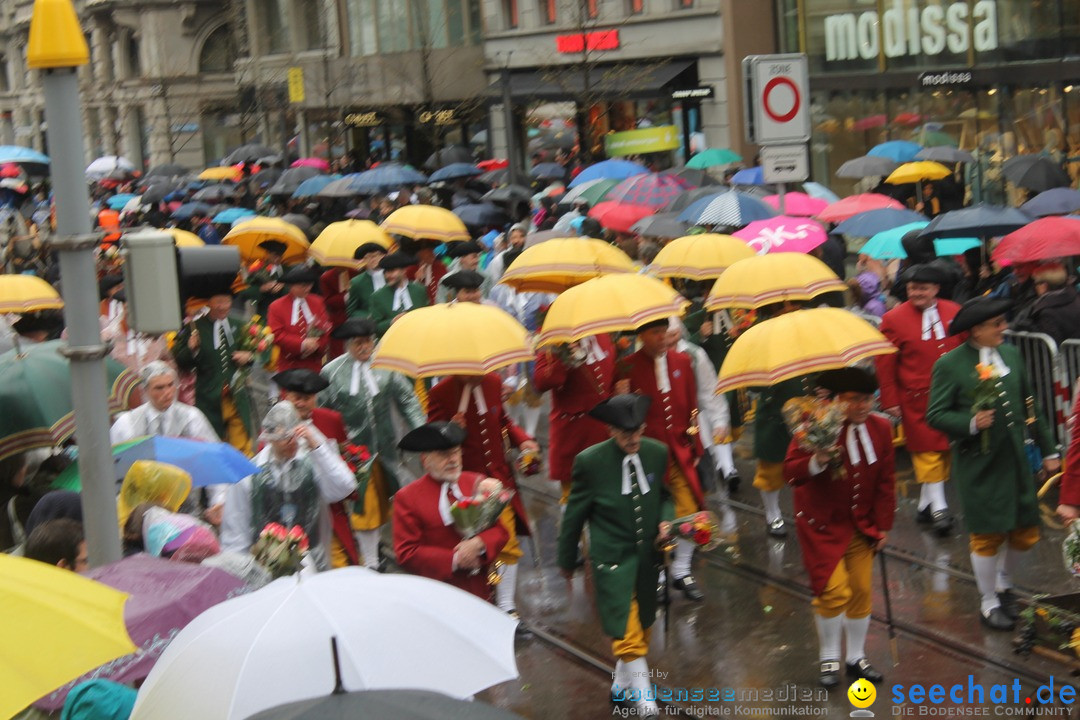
558,394,673,717
927,296,1061,631
345,242,387,319
368,251,429,336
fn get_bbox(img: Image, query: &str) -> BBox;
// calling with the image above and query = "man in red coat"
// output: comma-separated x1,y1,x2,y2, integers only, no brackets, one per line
785,367,895,688
876,264,963,535
618,318,705,601
427,372,539,616
392,421,509,600
406,240,448,305
318,266,357,359
273,369,359,568
1056,388,1080,525
267,265,331,373
533,334,617,507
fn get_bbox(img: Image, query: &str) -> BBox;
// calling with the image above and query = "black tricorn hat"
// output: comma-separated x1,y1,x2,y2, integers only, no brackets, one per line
379,252,417,270
272,368,330,395
635,318,669,333
447,240,483,258
332,317,377,340
353,242,388,260
948,296,1011,336
398,421,467,452
12,311,64,336
903,263,948,286
441,269,485,291
588,394,651,431
816,367,879,395
280,264,321,284
258,240,288,255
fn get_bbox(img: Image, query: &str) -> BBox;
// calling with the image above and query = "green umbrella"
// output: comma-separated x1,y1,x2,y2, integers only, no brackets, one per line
919,130,958,148
686,148,743,169
559,177,619,208
0,340,138,462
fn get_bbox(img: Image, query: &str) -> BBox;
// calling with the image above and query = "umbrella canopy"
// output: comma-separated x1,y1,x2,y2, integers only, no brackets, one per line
145,163,188,178
992,217,1080,266
453,203,508,229
381,205,469,243
162,228,205,248
499,237,635,293
530,162,567,181
212,207,256,224
223,217,310,263
428,163,483,183
730,166,766,185
802,182,841,203
664,187,725,214
915,147,975,164
686,148,742,169
291,174,341,199
140,183,178,204
817,193,905,223
0,340,138,461
835,155,899,179
629,212,689,239
860,221,980,259
671,167,722,187
587,201,654,233
349,164,428,194
762,192,828,217
568,159,648,188
831,208,928,237
1001,155,1071,193
483,184,533,205
716,308,896,392
106,193,139,210
199,166,243,182
679,191,776,227
268,167,323,196
917,204,1032,239
651,233,755,280
373,303,532,377
192,184,236,202
129,569,518,720
536,274,688,347
733,217,828,254
224,143,275,165
308,220,393,269
424,145,473,170
171,202,214,221
705,253,846,311
0,145,50,167
0,274,63,313
34,555,249,712
87,156,136,180
1021,187,1080,217
558,178,619,208
523,229,565,248
885,161,952,185
1,554,136,720
291,157,331,172
246,689,523,720
867,140,922,162
317,175,364,199
476,159,508,171
603,172,693,208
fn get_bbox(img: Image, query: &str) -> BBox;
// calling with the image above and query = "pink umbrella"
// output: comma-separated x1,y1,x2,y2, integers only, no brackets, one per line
604,172,693,208
992,217,1080,266
734,216,828,254
762,192,829,217
818,193,905,223
291,157,331,172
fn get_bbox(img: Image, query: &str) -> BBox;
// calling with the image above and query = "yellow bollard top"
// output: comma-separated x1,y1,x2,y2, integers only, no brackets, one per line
27,0,89,69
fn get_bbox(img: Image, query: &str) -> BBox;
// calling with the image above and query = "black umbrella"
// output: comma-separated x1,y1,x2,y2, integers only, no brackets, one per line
267,167,322,195
483,185,532,204
530,162,566,181
1002,155,1070,193
191,184,236,202
914,147,974,164
671,166,721,187
423,145,472,170
245,689,523,720
663,187,725,214
630,212,689,239
1021,187,1080,217
454,202,508,228
224,143,276,165
248,168,283,191
918,203,1032,240
145,163,189,178
836,155,899,179
281,213,312,235
140,182,179,204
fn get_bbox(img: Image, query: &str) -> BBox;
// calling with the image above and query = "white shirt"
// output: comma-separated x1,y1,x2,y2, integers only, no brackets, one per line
677,339,730,448
654,353,671,394
110,401,219,446
621,453,650,495
845,423,878,466
370,269,386,292
392,285,413,312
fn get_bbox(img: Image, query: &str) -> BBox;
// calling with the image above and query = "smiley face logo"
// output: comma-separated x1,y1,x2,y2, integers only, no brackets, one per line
848,678,876,708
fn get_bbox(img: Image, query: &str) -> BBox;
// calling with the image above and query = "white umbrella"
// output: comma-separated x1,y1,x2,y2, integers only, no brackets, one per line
86,155,135,179
130,568,519,720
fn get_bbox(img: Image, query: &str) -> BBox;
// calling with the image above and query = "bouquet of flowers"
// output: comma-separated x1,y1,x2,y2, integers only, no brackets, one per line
251,522,309,578
341,443,377,514
245,259,274,290
782,396,848,476
230,314,274,389
973,362,999,454
518,447,542,476
305,317,332,339
661,510,724,552
1064,522,1080,579
450,478,515,539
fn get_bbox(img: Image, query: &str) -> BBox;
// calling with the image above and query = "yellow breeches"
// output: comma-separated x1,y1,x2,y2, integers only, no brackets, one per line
970,527,1040,557
753,460,786,493
350,464,390,531
496,505,523,565
222,395,252,457
666,465,699,518
612,597,651,662
813,535,875,619
911,451,951,485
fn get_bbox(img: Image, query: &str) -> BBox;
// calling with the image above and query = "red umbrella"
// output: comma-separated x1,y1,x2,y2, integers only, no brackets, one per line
0,163,21,178
604,172,693,208
589,201,654,233
477,159,508,171
291,157,331,172
992,217,1080,266
818,194,905,223
762,192,829,217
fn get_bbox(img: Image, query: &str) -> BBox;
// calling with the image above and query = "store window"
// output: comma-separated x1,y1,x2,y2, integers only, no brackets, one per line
377,1,411,53
414,0,450,49
628,0,644,14
585,0,599,19
297,0,328,50
257,0,291,54
346,0,377,55
677,0,693,7
504,0,519,28
198,25,237,74
541,0,557,24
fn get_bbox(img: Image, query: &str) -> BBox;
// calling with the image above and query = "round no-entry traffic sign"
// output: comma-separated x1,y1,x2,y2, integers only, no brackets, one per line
762,76,800,123
742,54,811,145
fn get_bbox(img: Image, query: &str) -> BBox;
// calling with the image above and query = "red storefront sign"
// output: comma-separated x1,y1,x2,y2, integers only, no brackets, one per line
555,30,620,53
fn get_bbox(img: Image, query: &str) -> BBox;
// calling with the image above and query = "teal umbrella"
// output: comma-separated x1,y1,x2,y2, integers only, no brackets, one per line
686,148,743,169
861,221,980,259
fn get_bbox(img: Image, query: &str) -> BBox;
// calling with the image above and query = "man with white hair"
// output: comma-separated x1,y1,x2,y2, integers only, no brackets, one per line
110,361,219,445
220,402,355,570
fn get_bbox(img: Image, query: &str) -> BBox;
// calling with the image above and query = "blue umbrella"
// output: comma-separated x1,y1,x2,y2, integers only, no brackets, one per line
170,202,213,220
918,204,1032,239
868,140,923,163
106,193,139,210
0,145,50,165
114,436,259,486
679,191,776,226
348,163,428,193
730,166,765,185
862,222,981,259
428,163,482,183
453,202,508,228
1020,187,1080,218
530,162,567,181
291,174,341,199
803,182,840,204
833,208,928,237
568,159,647,188
213,207,256,224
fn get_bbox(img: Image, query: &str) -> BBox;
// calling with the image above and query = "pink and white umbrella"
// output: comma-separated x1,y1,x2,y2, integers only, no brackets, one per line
291,157,331,172
734,217,828,254
762,192,828,218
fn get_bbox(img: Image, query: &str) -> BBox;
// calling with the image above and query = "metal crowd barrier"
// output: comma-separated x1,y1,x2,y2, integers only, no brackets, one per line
1003,331,1073,448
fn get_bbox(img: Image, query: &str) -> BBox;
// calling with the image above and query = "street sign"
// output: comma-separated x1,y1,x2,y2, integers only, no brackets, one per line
742,54,810,145
761,144,809,184
287,66,305,104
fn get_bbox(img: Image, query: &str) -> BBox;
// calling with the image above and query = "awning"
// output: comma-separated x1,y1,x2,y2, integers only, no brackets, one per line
487,60,696,101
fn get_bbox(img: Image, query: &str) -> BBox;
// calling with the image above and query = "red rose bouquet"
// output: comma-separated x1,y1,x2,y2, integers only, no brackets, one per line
341,443,378,514
251,522,309,578
229,314,274,389
664,510,723,552
450,478,514,539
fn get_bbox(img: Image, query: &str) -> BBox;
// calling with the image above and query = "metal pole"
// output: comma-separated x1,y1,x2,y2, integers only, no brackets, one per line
41,67,122,566
501,60,518,185
777,181,787,215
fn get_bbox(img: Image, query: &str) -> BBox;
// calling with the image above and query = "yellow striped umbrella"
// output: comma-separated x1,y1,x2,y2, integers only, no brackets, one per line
161,228,204,247
536,274,689,348
309,220,393,269
381,205,470,243
716,308,895,392
372,302,533,378
198,166,243,182
223,217,310,263
651,233,756,280
885,161,952,185
0,274,63,313
704,253,846,311
499,237,635,293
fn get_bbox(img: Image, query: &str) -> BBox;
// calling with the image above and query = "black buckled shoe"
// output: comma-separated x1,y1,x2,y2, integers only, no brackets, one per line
672,575,705,602
916,506,933,524
819,660,841,688
931,510,954,537
997,590,1021,621
846,657,884,683
726,473,741,494
767,518,787,537
981,606,1016,631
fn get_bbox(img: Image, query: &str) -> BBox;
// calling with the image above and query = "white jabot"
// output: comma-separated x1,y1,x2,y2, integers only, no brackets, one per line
472,387,488,414
438,481,464,525
213,319,233,349
621,454,650,495
921,304,945,340
370,269,386,291
654,353,671,393
349,360,380,397
290,297,314,325
581,336,608,365
845,423,878,466
392,286,413,312
978,345,1010,377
